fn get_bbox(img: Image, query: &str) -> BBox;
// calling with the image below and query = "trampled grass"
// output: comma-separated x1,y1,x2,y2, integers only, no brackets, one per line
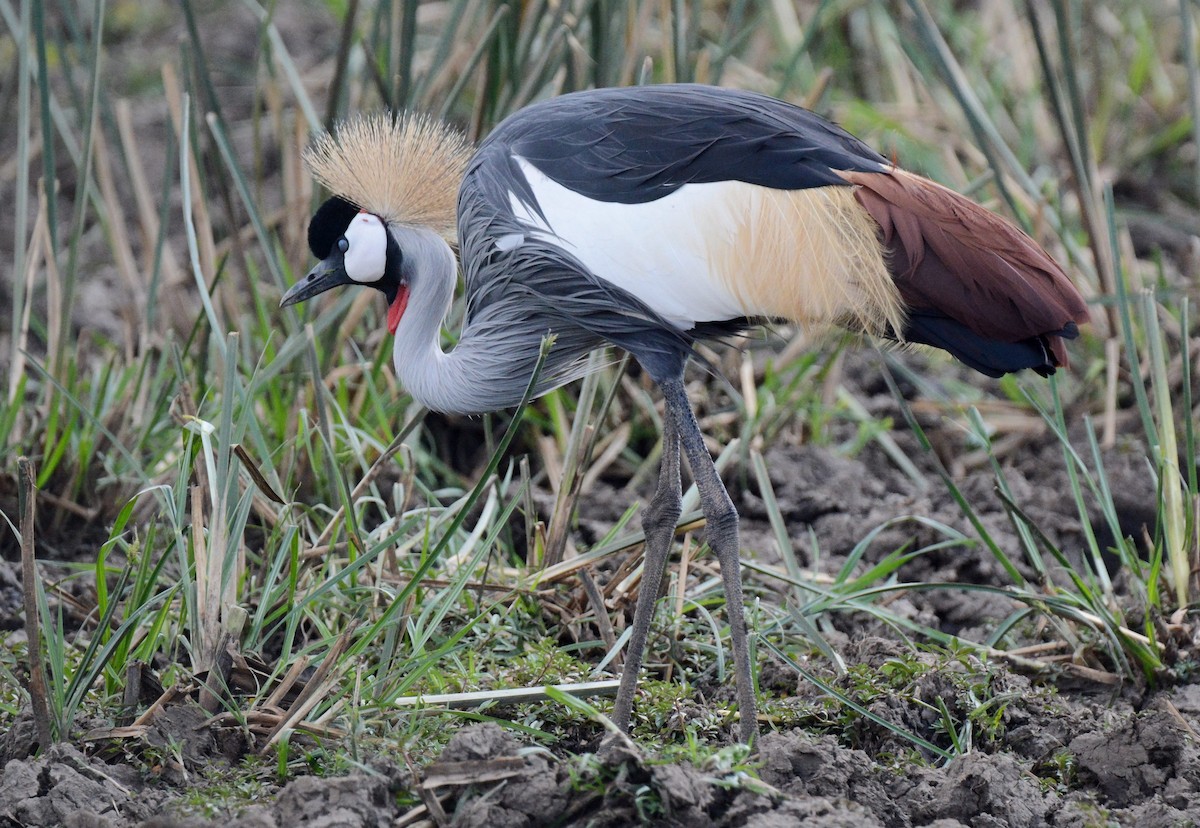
0,0,1197,807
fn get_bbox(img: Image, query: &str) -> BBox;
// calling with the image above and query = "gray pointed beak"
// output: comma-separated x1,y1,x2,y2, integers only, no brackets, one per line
280,255,355,308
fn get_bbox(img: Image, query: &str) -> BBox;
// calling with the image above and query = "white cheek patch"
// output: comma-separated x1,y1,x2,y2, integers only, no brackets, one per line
343,213,388,283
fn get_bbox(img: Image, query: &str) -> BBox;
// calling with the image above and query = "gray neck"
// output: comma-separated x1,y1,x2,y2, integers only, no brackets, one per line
388,227,467,413
392,225,602,416
390,226,524,415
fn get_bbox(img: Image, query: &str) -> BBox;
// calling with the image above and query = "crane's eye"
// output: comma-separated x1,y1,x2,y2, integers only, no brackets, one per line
337,237,349,254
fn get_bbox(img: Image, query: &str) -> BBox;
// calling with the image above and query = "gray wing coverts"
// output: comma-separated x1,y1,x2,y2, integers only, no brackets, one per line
455,84,882,387
486,84,889,204
455,153,695,395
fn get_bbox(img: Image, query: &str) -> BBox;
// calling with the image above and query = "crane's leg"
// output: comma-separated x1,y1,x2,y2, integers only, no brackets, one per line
612,401,681,734
661,376,757,744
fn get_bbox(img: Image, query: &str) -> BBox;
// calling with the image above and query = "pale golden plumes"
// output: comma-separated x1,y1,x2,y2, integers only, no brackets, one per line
304,112,473,240
712,183,905,337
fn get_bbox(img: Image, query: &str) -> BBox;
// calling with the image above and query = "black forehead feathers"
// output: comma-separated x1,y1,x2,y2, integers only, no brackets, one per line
307,196,361,258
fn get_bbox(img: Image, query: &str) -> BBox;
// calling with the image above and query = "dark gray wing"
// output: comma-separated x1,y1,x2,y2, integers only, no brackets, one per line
453,84,876,386
475,83,889,205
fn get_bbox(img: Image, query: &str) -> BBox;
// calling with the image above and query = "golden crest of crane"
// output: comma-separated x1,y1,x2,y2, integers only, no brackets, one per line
304,112,473,242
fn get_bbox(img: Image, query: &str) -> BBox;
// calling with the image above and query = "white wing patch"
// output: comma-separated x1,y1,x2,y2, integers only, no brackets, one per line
509,156,746,329
508,156,900,336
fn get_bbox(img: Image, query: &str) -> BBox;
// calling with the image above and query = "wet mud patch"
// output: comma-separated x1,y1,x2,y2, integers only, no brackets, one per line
9,668,1197,827
0,742,154,826
1,701,265,826
734,419,1161,651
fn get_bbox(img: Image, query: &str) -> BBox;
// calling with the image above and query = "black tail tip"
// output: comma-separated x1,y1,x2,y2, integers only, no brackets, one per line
901,312,1067,378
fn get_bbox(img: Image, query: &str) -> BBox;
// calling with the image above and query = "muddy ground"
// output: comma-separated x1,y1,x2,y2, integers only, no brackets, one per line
3,348,1199,827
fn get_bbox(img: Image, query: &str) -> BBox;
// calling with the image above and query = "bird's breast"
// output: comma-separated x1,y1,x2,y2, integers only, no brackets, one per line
507,156,903,336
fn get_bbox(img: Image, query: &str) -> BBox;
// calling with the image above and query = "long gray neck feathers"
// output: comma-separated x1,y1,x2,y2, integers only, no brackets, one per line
390,226,556,415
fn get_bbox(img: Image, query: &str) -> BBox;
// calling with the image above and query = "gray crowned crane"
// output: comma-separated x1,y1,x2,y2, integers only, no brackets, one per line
281,83,1089,744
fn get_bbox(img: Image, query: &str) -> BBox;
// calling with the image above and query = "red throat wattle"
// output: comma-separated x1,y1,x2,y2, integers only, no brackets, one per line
387,286,409,334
